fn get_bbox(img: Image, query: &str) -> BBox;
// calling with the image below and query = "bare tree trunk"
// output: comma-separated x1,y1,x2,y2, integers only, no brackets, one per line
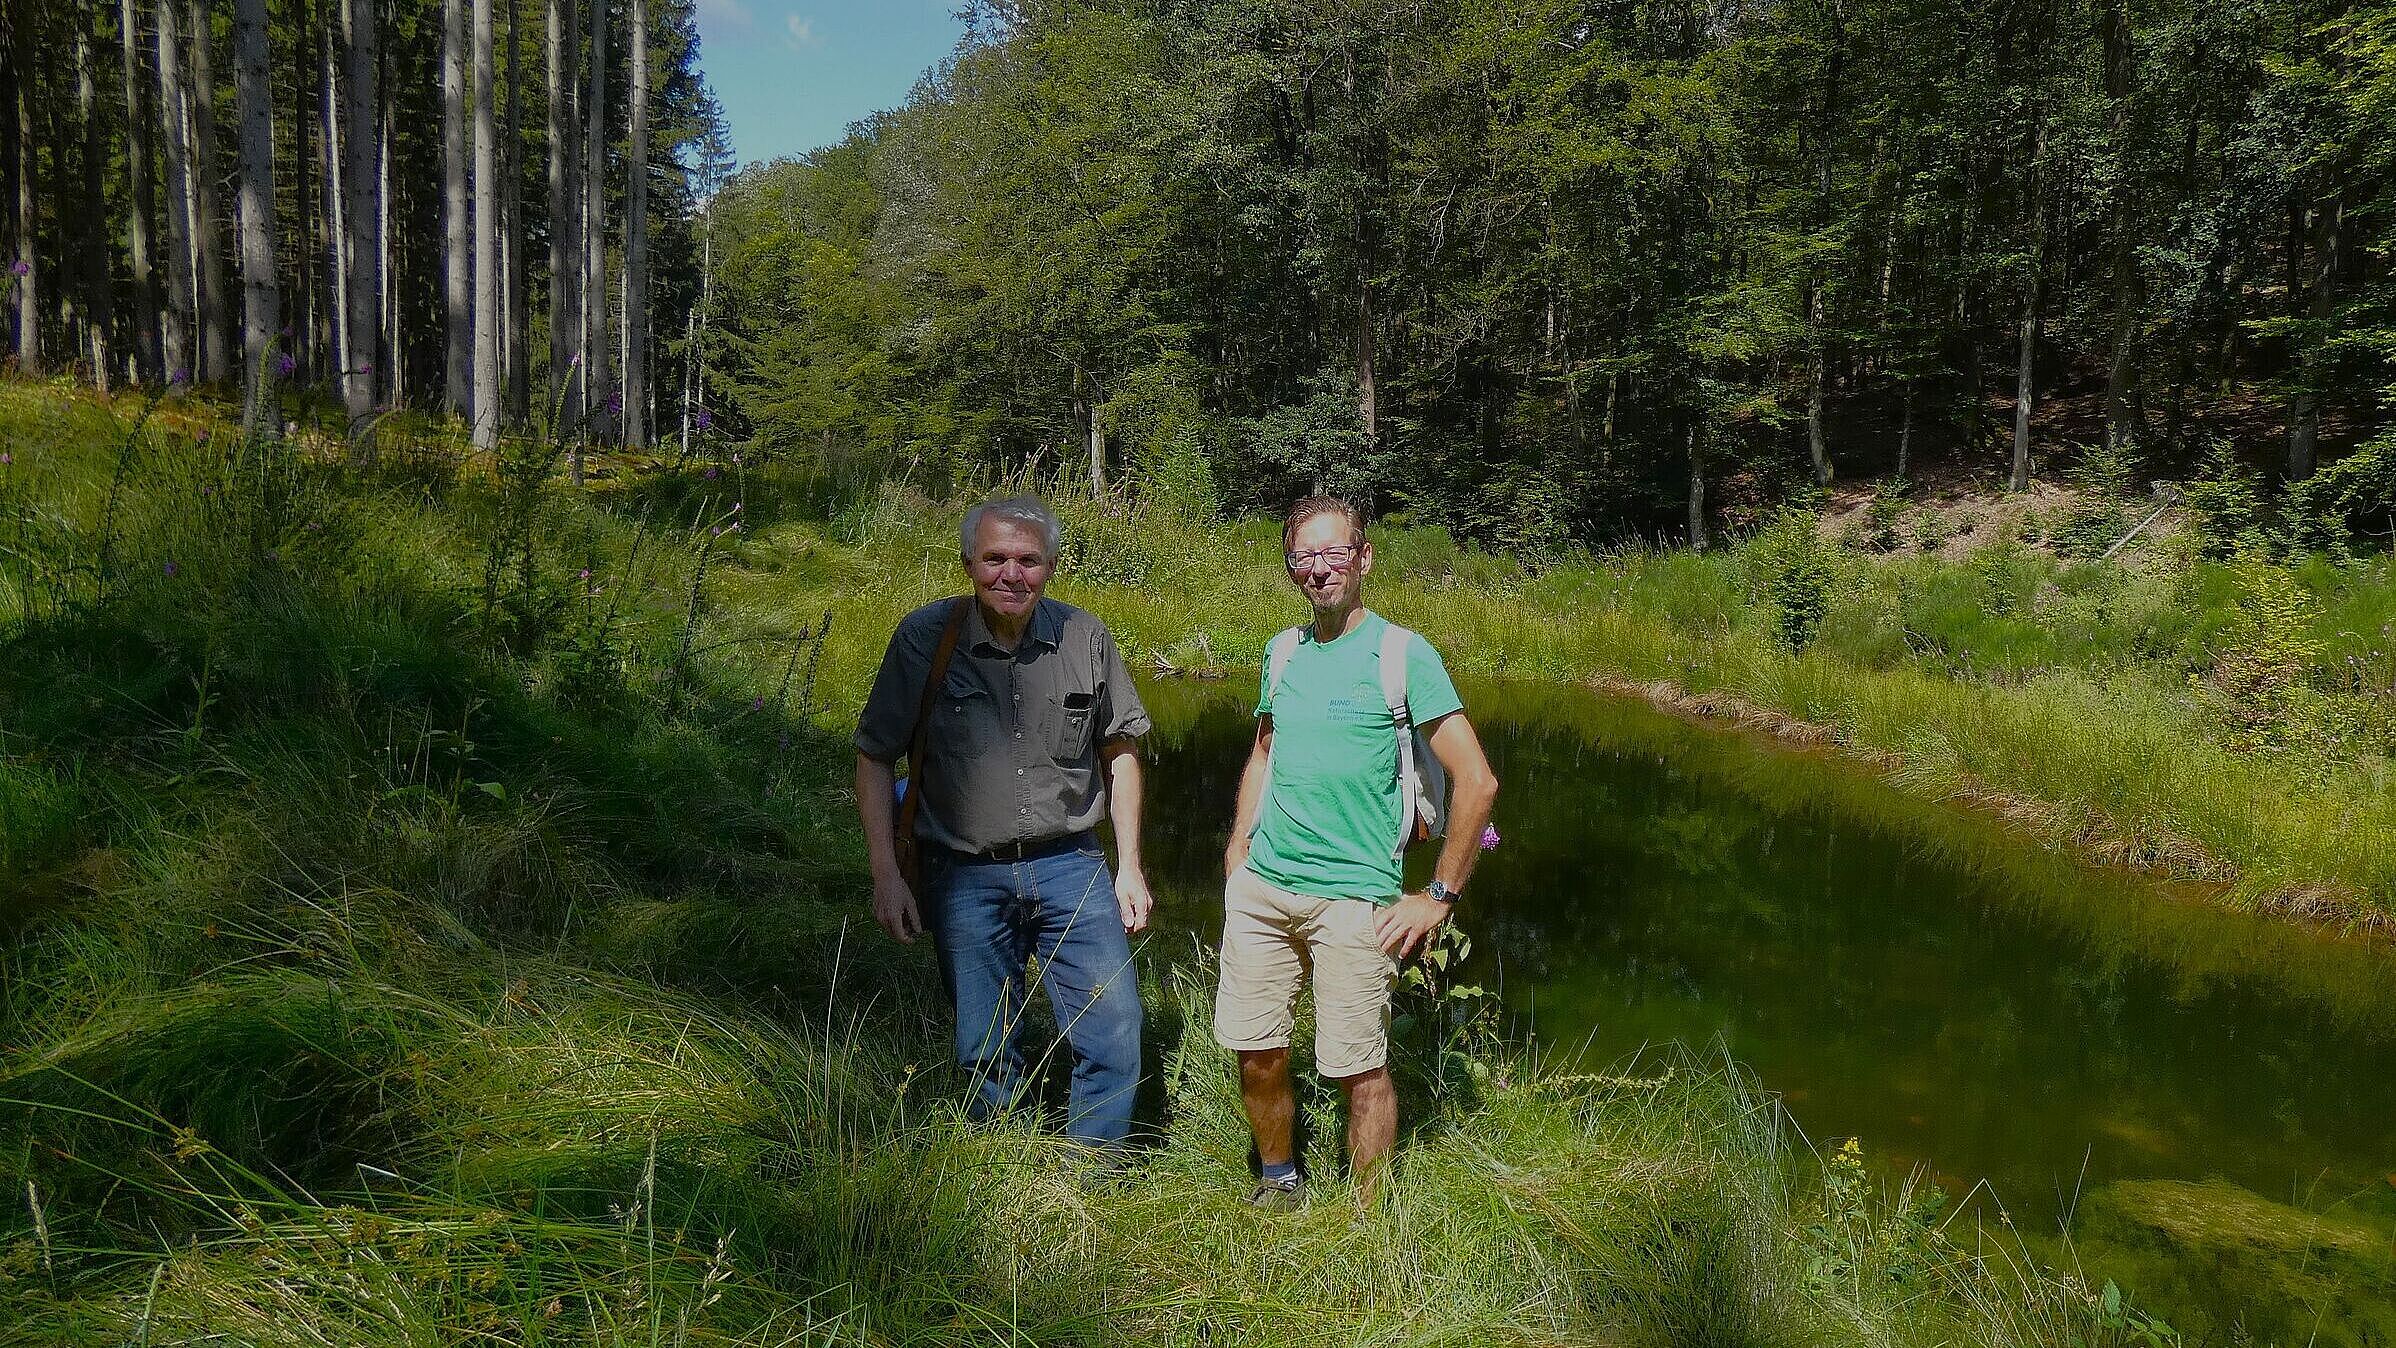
1896,378,1914,482
2011,125,2048,493
679,221,706,454
1806,281,1832,486
1687,419,1708,551
188,0,228,385
291,0,314,381
77,15,110,390
582,0,607,446
319,4,347,394
156,0,193,381
121,0,162,382
2100,0,2140,462
441,0,467,417
1355,279,1376,448
233,0,278,432
378,90,396,407
545,0,575,436
622,0,646,448
470,0,498,447
503,0,526,421
10,29,39,375
339,0,377,438
2287,188,2340,481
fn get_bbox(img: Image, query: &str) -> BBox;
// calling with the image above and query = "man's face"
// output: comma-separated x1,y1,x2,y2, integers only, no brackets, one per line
1285,512,1370,614
965,517,1054,619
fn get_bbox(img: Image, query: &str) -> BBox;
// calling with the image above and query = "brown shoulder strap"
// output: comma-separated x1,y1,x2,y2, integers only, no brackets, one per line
895,596,972,842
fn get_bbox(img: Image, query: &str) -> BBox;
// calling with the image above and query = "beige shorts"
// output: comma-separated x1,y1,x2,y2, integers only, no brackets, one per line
1213,867,1398,1078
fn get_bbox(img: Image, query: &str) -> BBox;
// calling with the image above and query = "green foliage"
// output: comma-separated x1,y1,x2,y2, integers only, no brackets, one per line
2053,441,2144,559
1745,512,1841,651
2183,440,2270,560
2282,434,2396,555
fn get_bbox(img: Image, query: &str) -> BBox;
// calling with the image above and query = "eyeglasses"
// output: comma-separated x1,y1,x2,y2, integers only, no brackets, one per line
1285,544,1360,571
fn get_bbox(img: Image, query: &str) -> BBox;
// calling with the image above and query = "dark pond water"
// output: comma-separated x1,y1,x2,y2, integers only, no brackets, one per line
1136,676,2396,1340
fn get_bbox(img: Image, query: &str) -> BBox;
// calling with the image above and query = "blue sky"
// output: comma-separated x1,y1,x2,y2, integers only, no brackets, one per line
694,0,969,167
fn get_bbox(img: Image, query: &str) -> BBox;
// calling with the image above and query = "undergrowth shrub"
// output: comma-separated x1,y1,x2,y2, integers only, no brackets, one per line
1745,513,1841,651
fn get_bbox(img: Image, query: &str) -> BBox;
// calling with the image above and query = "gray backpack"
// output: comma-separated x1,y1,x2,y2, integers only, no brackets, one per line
1264,619,1447,858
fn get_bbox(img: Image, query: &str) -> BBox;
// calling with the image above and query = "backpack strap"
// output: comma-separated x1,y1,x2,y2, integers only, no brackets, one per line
894,597,972,871
1379,621,1419,857
1263,626,1304,709
1377,621,1412,726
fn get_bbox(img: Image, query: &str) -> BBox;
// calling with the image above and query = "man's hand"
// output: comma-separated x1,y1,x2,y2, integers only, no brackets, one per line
871,871,924,943
1374,891,1453,960
1115,865,1154,934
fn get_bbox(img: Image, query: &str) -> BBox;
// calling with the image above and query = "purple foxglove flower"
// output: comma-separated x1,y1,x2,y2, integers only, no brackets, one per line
274,353,297,377
692,407,713,430
605,390,624,415
1478,823,1501,851
8,259,29,277
703,466,719,480
170,367,191,386
163,561,178,577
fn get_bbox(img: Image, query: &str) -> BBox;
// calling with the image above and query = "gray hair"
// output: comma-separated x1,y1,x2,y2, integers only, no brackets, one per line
960,496,1062,563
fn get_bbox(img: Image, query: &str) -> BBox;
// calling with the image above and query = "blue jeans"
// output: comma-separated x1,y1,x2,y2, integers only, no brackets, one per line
925,840,1143,1147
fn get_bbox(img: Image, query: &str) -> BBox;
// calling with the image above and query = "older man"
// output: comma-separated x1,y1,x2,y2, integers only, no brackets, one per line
1218,495,1500,1205
854,496,1152,1149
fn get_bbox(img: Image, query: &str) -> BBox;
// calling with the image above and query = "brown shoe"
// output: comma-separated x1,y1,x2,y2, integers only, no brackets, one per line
1245,1173,1304,1211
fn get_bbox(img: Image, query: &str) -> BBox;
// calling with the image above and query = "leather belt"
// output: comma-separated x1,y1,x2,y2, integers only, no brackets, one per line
955,831,1098,864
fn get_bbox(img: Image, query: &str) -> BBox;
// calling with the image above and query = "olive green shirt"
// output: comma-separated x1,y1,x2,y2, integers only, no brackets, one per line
855,596,1150,854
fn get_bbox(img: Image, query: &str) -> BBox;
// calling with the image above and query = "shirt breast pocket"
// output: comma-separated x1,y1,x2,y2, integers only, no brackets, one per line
1047,689,1098,761
928,676,995,761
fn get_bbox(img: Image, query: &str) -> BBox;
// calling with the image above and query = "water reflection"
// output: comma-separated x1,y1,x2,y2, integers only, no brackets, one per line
1138,675,2396,1244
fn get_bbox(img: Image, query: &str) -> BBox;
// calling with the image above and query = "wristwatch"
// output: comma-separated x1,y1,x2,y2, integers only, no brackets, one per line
1425,879,1460,905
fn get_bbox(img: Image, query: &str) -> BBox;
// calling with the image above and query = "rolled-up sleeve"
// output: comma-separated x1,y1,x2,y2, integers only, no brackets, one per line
853,610,934,761
1097,627,1150,741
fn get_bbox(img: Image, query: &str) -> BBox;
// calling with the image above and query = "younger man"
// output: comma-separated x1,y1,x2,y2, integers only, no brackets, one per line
1216,496,1500,1204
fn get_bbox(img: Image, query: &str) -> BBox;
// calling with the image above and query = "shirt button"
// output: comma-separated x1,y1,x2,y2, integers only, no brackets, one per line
1016,767,1025,776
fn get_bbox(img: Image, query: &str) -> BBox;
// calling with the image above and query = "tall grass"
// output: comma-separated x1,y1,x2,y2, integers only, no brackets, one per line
0,381,2293,1344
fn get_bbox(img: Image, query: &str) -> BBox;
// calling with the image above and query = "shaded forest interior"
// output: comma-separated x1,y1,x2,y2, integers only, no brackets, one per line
2,0,2392,548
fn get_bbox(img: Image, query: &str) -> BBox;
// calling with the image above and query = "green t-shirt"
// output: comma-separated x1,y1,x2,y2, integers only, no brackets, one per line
1247,611,1465,902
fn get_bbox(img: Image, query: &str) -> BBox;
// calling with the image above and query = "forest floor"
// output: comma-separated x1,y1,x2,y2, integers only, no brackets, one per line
2,379,2388,1344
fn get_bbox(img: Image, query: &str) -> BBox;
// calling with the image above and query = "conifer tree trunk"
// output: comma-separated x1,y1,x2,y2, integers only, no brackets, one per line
318,5,347,390
188,0,228,385
441,0,468,417
503,0,526,420
546,0,577,434
291,0,313,380
78,15,110,391
339,0,377,434
121,0,161,382
470,0,497,447
11,34,39,375
582,0,607,444
156,0,194,380
623,0,646,448
233,0,279,432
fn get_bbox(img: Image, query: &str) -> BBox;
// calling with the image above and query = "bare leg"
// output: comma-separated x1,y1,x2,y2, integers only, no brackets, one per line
1337,1066,1397,1200
1238,1047,1295,1168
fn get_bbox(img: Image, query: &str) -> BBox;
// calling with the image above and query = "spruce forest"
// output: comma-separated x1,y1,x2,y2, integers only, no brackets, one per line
0,0,728,460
